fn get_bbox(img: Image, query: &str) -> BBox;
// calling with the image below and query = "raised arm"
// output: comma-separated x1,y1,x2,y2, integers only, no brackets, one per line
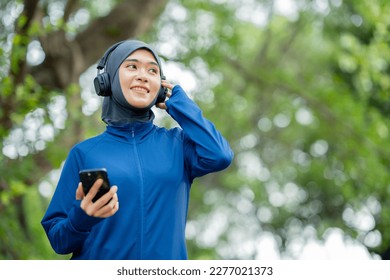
165,85,234,181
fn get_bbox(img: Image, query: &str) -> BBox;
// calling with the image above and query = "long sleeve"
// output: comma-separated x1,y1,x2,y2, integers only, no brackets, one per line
41,147,102,255
166,85,234,181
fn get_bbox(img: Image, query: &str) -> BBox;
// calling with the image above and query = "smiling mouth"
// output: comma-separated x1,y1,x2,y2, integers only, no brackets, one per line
131,86,149,93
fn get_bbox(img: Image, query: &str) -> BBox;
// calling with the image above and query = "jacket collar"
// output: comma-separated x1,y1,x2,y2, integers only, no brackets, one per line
105,121,155,142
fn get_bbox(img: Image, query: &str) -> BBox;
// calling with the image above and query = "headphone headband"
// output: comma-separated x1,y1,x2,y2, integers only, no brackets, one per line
97,41,125,71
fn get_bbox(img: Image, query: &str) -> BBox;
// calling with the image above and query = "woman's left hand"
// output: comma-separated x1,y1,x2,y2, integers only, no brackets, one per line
156,80,174,110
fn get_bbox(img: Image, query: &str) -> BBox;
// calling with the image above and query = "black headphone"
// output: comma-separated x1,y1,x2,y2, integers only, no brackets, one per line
93,41,168,104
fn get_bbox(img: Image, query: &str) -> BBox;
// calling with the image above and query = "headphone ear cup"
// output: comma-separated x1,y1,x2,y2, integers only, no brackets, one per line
94,72,111,96
156,86,168,104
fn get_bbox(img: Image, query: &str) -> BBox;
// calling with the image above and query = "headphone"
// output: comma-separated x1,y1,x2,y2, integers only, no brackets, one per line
93,41,168,104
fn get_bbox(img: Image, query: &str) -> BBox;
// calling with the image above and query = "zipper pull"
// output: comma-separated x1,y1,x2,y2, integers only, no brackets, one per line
132,130,135,138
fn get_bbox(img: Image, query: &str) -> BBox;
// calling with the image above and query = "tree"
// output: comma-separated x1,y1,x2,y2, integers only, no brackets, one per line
1,0,390,260
154,0,390,259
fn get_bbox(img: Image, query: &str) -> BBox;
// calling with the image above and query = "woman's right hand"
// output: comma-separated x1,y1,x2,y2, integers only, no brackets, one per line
76,178,119,218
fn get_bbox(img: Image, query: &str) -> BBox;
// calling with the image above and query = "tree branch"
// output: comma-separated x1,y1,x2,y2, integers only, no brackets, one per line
74,0,168,72
32,0,168,89
63,0,80,22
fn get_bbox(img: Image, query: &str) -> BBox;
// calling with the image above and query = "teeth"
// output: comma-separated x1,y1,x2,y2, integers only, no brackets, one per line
132,87,148,93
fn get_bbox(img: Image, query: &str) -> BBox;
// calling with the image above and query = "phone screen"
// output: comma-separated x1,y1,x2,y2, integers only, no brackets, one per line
79,168,110,202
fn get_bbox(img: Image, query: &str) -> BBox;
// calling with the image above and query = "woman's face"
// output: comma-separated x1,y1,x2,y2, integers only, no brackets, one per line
118,49,161,108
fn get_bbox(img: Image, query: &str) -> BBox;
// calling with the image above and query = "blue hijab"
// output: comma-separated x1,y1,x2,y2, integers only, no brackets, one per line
100,40,163,125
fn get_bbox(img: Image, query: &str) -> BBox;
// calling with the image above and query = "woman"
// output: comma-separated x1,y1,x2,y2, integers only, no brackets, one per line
41,40,233,259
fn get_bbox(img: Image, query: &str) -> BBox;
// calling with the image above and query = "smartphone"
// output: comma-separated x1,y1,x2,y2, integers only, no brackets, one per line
79,168,111,202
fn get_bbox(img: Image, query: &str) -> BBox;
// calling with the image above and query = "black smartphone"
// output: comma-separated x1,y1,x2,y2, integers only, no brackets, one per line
79,168,110,202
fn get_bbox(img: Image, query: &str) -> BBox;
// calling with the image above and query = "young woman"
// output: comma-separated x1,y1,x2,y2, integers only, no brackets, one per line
41,40,233,259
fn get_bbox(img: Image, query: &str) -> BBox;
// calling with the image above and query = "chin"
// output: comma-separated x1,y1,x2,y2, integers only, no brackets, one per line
125,97,149,106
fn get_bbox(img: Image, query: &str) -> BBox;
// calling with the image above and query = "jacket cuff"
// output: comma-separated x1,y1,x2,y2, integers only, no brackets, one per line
68,200,103,232
166,85,187,108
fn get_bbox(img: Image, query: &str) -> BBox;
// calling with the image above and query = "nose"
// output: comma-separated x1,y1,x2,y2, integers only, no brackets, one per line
135,68,148,82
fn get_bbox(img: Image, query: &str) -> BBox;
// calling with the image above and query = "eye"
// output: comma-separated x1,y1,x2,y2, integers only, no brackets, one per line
149,68,159,74
126,64,137,70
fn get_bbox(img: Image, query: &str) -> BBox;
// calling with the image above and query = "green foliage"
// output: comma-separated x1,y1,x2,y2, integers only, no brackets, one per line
151,0,390,259
2,0,390,260
0,185,70,260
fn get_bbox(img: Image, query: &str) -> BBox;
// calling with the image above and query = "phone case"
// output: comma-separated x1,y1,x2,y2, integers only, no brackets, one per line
79,168,110,202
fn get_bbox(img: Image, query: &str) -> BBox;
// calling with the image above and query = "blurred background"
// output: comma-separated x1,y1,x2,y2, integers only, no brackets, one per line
1,0,390,260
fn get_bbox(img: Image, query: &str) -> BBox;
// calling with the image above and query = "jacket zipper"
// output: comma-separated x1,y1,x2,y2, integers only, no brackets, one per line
132,128,144,259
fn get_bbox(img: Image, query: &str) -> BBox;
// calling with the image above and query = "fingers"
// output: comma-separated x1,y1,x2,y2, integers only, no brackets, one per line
156,102,167,110
75,182,85,200
85,178,103,202
92,185,118,209
161,80,174,90
79,182,119,218
156,81,174,110
79,179,102,213
94,192,119,218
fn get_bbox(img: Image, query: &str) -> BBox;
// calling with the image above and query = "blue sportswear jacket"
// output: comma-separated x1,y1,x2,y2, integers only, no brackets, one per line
41,85,233,259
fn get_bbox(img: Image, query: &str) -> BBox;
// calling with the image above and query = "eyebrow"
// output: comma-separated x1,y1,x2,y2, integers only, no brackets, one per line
123,58,159,67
